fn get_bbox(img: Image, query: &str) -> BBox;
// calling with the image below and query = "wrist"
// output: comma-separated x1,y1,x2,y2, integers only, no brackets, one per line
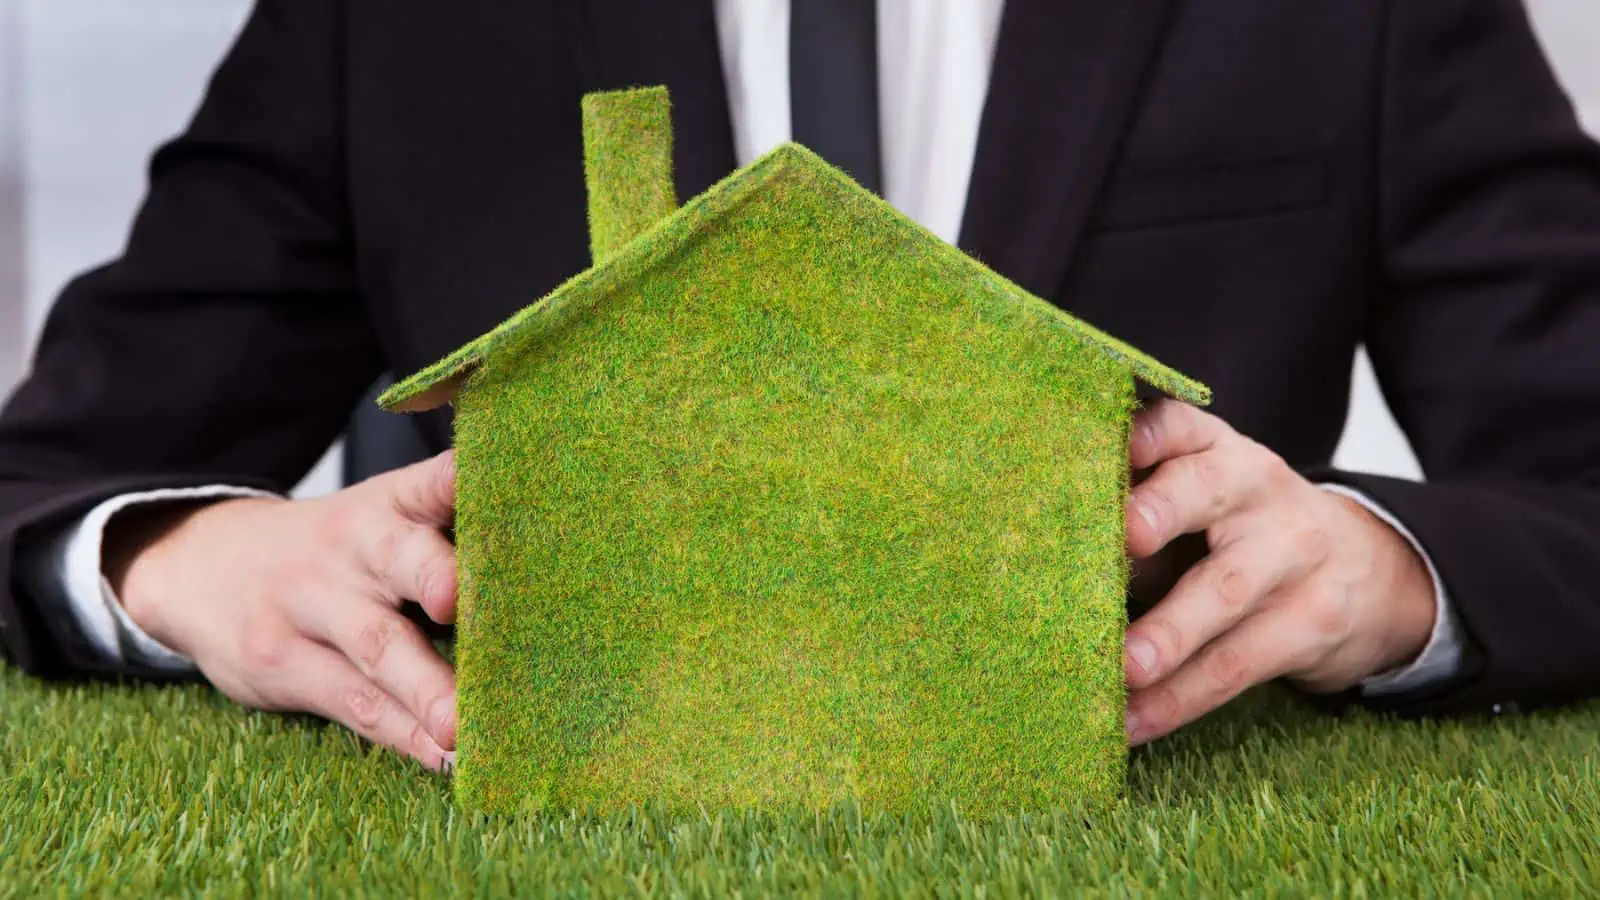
107,496,282,643
1330,494,1436,673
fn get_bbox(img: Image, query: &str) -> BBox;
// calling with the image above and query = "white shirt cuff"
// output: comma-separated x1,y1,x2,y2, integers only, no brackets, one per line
1318,483,1465,697
34,485,277,672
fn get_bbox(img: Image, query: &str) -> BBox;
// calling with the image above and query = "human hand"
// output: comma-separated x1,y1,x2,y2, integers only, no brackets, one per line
106,451,459,771
1122,401,1436,745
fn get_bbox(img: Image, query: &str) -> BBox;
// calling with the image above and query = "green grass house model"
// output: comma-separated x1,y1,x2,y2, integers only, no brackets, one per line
380,86,1210,816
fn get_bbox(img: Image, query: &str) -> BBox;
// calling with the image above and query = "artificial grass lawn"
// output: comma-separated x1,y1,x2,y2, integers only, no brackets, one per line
384,88,1209,817
6,666,1599,896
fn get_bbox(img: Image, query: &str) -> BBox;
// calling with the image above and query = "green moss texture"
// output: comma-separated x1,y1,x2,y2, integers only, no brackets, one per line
382,88,1211,816
583,87,678,263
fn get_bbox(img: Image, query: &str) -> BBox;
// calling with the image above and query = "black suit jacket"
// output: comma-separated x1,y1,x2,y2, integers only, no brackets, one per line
4,0,1600,716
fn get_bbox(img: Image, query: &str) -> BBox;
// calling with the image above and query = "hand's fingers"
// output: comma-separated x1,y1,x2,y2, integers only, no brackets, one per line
378,450,457,528
298,603,458,751
1126,607,1316,746
366,520,459,623
1126,444,1261,558
285,640,452,771
1129,399,1229,471
1124,530,1319,688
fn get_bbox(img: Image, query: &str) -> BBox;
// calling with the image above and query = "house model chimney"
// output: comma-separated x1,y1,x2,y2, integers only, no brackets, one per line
582,86,679,264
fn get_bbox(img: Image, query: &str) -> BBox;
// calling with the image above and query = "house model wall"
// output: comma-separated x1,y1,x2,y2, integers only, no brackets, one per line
383,87,1209,815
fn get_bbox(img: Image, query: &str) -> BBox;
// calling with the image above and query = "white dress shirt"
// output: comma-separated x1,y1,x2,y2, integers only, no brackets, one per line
31,0,1461,695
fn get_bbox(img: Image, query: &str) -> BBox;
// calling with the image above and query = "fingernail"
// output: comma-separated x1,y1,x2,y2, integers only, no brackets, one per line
1140,421,1158,452
1132,498,1160,534
1125,711,1141,740
441,751,457,774
1126,637,1158,678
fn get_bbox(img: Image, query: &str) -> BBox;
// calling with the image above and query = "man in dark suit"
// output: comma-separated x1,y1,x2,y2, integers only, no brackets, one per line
3,0,1599,772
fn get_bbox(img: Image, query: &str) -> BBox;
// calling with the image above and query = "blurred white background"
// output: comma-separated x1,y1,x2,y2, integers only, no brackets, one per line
1,0,1598,495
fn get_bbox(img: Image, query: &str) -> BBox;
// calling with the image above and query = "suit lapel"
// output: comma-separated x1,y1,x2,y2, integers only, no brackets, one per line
563,0,738,201
959,0,1177,298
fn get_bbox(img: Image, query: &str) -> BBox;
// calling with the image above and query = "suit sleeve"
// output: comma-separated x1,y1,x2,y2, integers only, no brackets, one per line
0,0,382,676
1316,0,1600,715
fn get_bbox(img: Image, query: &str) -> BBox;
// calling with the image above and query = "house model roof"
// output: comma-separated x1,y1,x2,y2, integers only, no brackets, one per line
379,88,1209,415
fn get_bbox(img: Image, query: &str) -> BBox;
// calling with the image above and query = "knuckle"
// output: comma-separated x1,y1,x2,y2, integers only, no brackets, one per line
1250,441,1291,480
1203,645,1249,694
345,684,388,731
1170,404,1203,449
390,456,453,522
240,625,291,672
1287,521,1329,562
371,526,403,578
1268,452,1295,487
1185,455,1229,515
1305,585,1355,646
393,478,423,521
1211,561,1252,614
354,617,398,673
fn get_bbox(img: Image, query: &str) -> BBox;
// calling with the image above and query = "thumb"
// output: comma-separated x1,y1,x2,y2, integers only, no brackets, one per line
380,449,456,527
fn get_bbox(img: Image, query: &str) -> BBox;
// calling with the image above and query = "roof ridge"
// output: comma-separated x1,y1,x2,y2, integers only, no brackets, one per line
764,145,1213,406
379,144,801,412
381,140,1210,412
